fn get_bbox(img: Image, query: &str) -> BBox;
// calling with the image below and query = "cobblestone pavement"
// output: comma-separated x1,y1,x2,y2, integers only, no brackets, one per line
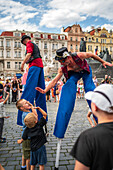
0,98,91,170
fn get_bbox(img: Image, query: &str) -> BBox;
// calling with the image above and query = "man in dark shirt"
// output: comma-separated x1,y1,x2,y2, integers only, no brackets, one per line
70,84,113,170
17,35,47,127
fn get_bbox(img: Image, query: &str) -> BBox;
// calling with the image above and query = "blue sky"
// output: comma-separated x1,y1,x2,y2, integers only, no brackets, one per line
0,0,113,34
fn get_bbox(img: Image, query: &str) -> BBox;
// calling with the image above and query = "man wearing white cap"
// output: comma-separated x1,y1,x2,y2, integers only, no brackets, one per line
70,84,113,170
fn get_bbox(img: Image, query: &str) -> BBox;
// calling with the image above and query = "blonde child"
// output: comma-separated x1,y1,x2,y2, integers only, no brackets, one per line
17,106,47,170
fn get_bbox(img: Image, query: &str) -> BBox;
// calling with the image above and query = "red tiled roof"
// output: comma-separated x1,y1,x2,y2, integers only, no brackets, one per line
64,27,71,32
1,31,13,36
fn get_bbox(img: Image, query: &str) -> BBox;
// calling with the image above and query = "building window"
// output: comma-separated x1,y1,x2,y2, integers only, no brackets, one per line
14,32,21,37
52,35,58,39
15,51,18,58
75,28,78,32
76,45,78,50
1,51,3,57
34,33,41,38
19,62,21,69
15,62,18,69
96,38,98,42
110,46,112,52
62,44,64,47
70,44,73,50
110,39,112,43
52,44,55,49
7,51,10,58
76,37,78,41
62,36,65,40
0,41,3,47
15,42,17,47
7,62,10,69
18,51,21,58
6,40,10,47
18,42,21,48
70,37,72,41
88,45,92,51
43,34,47,39
44,42,47,49
56,44,58,49
89,38,91,42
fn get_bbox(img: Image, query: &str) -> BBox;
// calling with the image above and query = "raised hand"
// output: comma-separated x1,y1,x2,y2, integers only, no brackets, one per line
102,61,113,68
35,87,46,94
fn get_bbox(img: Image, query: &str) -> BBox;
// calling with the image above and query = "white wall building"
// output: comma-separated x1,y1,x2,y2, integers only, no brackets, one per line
0,30,67,78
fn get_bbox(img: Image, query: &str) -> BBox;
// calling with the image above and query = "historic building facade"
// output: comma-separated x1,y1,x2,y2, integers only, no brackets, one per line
0,30,67,78
85,27,113,57
61,24,85,53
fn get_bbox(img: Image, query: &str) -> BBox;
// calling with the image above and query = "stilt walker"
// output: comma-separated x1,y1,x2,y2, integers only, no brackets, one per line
35,47,113,169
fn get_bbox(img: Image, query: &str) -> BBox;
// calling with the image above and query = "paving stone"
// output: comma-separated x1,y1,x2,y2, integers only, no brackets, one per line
0,99,89,169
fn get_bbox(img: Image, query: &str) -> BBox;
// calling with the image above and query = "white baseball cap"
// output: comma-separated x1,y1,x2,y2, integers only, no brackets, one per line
85,84,113,113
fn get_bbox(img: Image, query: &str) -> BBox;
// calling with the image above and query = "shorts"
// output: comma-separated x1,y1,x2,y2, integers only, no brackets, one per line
30,145,47,165
22,139,31,159
46,90,50,95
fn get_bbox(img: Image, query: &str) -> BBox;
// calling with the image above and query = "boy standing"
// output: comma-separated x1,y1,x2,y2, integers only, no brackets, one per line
18,106,47,170
16,99,35,170
70,84,113,170
0,91,9,143
16,99,34,170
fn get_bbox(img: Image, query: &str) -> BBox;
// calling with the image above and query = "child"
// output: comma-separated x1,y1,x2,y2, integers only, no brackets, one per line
17,106,47,170
87,108,97,127
79,81,84,99
0,91,10,143
70,84,113,170
16,99,35,170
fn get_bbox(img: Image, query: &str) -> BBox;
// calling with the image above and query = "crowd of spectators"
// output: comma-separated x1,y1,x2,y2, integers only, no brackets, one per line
0,75,23,104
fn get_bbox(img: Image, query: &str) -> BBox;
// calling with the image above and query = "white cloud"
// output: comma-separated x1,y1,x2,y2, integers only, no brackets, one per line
0,0,39,32
40,0,113,28
101,24,113,31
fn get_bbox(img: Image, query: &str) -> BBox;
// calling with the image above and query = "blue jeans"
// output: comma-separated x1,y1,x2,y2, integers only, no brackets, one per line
53,66,95,138
17,66,47,126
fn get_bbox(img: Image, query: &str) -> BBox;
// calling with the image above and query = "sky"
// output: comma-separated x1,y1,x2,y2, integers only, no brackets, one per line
0,0,113,34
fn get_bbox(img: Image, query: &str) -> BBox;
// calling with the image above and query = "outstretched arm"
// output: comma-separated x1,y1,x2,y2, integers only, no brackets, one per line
21,53,31,72
77,52,113,68
35,68,63,94
26,101,37,116
34,106,47,119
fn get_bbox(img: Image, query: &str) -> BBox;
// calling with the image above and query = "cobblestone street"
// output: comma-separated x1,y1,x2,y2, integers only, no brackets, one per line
0,98,90,170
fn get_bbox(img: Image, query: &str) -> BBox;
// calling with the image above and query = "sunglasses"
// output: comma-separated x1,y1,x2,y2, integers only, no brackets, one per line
58,59,66,63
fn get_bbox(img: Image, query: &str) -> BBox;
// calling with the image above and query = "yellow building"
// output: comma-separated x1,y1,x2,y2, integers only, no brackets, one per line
85,27,113,58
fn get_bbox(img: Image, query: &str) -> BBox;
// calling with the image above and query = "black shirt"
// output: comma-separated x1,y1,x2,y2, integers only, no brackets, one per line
22,117,47,151
70,122,113,170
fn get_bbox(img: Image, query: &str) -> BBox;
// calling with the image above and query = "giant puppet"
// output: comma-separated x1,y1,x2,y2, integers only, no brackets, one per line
36,47,113,169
